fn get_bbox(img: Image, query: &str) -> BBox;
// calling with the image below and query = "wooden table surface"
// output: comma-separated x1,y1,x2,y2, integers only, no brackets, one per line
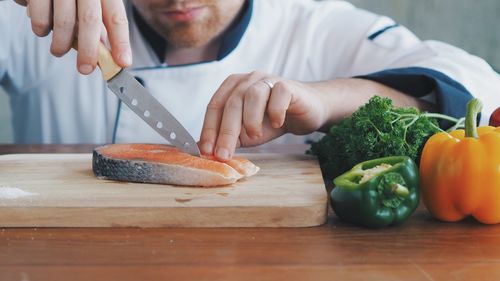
1,144,500,281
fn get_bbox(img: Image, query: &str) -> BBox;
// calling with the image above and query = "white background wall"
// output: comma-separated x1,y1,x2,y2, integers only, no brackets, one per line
0,0,499,143
348,0,500,72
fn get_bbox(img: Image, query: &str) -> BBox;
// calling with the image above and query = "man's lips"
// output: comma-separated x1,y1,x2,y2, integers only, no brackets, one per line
162,7,206,22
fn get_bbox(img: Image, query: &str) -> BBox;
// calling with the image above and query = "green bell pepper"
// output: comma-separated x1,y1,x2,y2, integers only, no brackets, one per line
331,156,419,228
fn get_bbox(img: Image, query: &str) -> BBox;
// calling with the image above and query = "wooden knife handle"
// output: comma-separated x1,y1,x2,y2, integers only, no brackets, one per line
72,40,122,81
97,43,122,81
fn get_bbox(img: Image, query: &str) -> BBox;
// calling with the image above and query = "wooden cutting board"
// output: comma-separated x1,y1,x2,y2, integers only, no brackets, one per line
0,153,327,227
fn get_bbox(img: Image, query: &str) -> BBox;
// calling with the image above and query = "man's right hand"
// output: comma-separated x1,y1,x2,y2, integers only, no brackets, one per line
14,0,132,75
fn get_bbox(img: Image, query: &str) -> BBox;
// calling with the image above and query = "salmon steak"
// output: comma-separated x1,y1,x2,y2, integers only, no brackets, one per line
92,144,260,187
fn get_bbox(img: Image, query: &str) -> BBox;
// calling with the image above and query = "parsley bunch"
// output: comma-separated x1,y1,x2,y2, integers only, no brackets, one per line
308,96,464,179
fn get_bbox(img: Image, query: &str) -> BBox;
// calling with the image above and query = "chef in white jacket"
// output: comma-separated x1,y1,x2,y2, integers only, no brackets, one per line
1,0,499,161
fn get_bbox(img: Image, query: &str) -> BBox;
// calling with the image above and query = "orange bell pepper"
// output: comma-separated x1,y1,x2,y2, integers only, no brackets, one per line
420,99,500,224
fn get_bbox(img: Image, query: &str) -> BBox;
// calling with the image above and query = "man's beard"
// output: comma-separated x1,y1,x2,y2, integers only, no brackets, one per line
144,0,226,49
133,0,245,49
160,9,223,48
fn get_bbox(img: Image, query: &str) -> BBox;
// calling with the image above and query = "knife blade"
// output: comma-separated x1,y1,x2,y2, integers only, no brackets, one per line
96,43,201,156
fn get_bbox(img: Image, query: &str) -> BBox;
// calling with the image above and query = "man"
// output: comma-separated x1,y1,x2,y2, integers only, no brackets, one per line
1,0,499,161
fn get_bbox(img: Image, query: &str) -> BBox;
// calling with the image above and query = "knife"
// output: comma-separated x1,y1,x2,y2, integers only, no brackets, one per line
94,42,201,156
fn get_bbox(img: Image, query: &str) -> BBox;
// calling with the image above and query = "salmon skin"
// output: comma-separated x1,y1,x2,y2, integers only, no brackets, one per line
92,144,259,187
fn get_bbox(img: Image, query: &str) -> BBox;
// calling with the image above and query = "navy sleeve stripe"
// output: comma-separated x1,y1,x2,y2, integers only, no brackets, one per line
356,67,475,126
368,23,400,40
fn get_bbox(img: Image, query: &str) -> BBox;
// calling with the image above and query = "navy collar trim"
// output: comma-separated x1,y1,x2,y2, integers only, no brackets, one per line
133,0,253,64
217,0,252,60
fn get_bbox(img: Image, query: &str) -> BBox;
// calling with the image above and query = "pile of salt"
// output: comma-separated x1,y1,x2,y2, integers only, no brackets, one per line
0,186,37,200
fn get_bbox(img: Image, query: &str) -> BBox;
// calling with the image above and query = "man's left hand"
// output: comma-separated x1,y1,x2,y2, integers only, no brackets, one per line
199,71,327,161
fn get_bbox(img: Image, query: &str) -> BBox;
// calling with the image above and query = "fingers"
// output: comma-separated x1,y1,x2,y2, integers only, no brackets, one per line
215,95,244,160
199,74,244,156
102,0,132,67
267,81,293,128
77,0,102,75
51,0,77,57
200,72,294,161
210,75,267,159
29,0,53,37
25,0,130,74
242,82,271,138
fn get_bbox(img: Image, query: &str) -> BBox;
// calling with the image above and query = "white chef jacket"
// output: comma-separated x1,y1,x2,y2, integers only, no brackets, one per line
1,0,499,144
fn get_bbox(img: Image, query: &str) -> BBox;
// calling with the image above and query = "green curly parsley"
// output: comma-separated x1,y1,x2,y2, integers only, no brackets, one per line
308,96,464,179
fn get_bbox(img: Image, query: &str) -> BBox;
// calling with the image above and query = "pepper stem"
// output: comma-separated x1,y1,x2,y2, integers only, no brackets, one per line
465,98,483,139
391,183,410,198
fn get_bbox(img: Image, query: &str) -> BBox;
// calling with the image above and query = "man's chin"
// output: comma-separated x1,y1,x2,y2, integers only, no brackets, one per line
166,35,213,48
164,28,218,48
